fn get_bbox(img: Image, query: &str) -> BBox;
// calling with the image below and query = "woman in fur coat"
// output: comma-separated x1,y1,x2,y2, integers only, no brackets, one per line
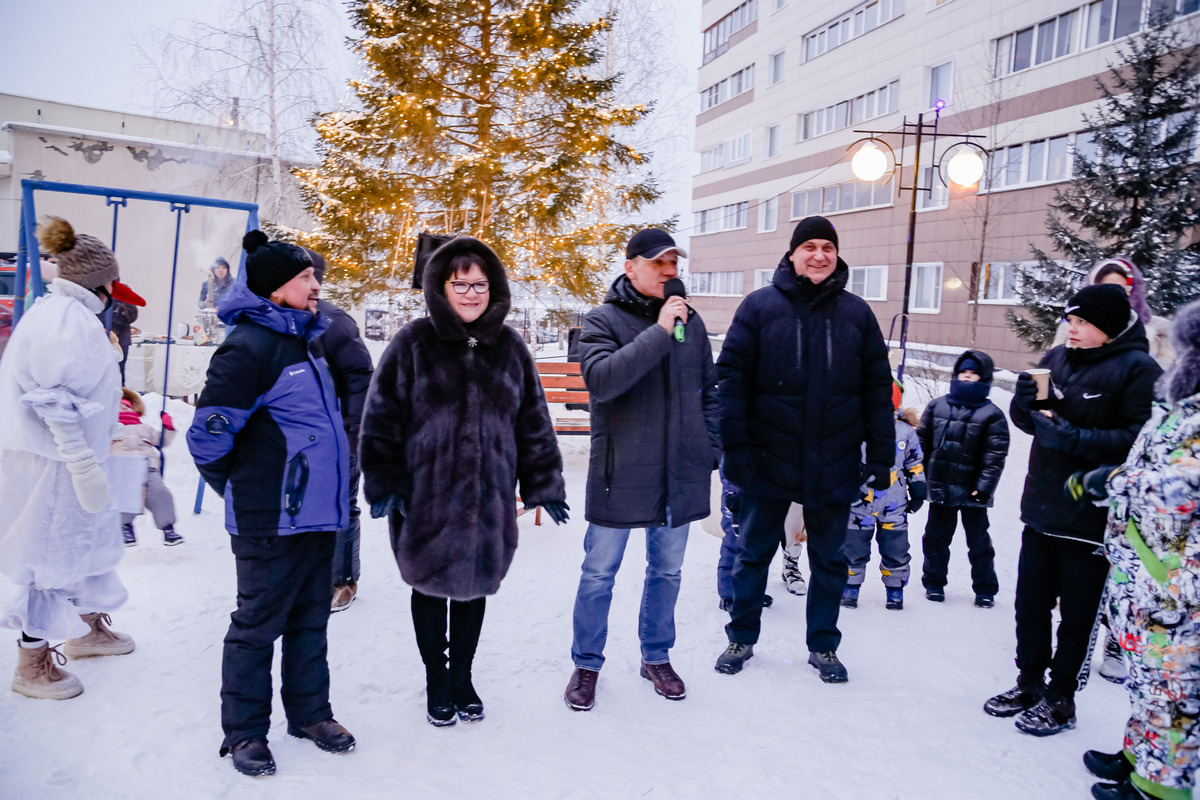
1073,299,1200,800
360,237,567,727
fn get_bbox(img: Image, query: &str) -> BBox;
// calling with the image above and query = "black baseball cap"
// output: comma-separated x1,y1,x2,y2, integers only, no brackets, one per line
626,228,688,261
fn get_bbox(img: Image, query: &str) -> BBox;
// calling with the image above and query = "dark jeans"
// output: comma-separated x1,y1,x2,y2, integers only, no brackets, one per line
332,453,362,587
727,495,850,653
221,531,335,749
921,503,999,595
411,589,486,675
1014,525,1109,699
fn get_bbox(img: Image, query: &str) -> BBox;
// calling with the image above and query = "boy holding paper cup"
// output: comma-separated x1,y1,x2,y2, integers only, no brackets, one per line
984,283,1162,737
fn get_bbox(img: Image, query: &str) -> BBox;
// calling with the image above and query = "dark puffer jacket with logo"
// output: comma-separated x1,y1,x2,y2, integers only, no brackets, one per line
1011,316,1162,544
187,283,349,537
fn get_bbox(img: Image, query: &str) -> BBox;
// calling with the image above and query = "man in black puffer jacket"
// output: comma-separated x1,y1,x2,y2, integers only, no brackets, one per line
565,228,720,712
713,216,894,683
984,284,1162,737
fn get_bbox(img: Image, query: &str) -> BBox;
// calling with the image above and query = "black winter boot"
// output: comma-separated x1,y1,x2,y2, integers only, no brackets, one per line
449,598,486,722
1015,690,1076,736
411,590,455,727
983,677,1045,717
1083,749,1134,782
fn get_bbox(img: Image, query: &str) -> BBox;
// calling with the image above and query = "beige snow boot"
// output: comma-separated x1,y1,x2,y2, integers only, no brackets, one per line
12,640,83,700
62,613,135,658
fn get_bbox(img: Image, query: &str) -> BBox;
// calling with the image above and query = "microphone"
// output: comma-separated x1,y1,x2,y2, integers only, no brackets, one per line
662,278,688,343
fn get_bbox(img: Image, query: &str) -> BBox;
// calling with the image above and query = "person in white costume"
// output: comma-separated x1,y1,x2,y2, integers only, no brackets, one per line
0,217,140,700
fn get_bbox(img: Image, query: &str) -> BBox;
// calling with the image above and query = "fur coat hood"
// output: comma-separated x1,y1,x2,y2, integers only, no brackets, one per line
423,236,513,346
361,238,564,599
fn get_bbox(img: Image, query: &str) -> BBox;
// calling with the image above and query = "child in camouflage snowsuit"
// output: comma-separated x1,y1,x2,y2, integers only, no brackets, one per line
1076,300,1200,800
843,380,926,610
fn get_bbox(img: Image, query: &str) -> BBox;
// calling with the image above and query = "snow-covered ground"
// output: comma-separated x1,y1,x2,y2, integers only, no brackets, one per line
0,376,1132,799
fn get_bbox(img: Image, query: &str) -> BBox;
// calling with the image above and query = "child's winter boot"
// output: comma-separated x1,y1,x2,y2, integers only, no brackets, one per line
162,525,184,546
781,545,807,595
63,613,135,658
1098,630,1126,684
122,522,136,547
12,640,83,700
840,585,859,608
885,587,904,610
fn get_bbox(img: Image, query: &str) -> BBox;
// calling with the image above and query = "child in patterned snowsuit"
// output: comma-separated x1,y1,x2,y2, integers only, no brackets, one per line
842,380,926,610
1074,299,1200,800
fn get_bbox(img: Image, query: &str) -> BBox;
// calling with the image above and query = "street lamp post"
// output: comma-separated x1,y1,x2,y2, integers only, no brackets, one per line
848,104,986,382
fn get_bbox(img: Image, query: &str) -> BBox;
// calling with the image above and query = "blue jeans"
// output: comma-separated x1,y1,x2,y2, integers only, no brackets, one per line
571,518,690,670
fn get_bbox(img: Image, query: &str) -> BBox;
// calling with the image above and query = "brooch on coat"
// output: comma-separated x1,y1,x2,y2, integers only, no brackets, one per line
467,336,478,348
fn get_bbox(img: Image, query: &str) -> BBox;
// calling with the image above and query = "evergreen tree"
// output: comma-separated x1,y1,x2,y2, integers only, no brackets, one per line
296,0,661,303
1008,12,1200,351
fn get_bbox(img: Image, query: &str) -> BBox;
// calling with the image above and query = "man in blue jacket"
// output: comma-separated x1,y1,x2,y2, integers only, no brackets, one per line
714,216,894,683
188,231,354,777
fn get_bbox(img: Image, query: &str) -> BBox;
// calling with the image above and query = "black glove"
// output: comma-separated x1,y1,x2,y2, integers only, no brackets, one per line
907,497,925,514
970,491,990,505
1065,467,1115,502
1032,410,1080,452
907,481,927,513
863,463,892,491
370,495,405,520
539,500,570,525
1013,372,1038,415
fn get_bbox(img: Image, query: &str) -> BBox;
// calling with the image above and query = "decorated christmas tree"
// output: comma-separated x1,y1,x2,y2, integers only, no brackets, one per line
1008,12,1200,351
295,0,661,304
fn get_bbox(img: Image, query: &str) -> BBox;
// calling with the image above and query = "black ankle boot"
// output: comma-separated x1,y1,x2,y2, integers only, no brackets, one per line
426,666,456,727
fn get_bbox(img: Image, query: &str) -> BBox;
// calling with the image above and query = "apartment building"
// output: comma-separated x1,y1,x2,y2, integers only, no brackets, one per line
690,0,1199,370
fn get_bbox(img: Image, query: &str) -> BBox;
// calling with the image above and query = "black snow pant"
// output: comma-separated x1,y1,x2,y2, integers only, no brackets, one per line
220,531,335,751
727,495,850,653
332,453,362,588
921,503,999,596
1013,525,1109,700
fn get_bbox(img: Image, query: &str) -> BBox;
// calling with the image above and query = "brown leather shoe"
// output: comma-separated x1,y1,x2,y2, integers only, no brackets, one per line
287,718,355,753
564,667,598,711
640,661,686,700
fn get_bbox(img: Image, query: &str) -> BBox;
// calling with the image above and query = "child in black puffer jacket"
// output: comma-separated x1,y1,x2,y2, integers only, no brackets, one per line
918,350,1010,607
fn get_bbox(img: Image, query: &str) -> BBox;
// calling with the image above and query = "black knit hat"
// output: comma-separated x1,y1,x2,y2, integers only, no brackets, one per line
242,230,312,298
788,216,838,254
305,248,326,284
1064,284,1131,339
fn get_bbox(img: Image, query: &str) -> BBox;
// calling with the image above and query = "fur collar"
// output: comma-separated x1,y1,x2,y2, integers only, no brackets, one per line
422,237,512,345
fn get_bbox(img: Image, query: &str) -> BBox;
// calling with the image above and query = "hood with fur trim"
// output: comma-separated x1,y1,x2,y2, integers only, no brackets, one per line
1159,299,1200,404
422,237,513,346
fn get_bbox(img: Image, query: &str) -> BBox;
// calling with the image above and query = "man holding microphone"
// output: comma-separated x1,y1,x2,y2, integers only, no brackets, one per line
564,228,721,711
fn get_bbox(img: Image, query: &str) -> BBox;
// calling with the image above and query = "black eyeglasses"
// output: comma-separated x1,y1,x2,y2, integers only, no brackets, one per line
447,281,490,295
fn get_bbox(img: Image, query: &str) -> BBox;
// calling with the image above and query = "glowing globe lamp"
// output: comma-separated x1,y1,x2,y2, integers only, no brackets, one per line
851,142,888,183
947,149,985,187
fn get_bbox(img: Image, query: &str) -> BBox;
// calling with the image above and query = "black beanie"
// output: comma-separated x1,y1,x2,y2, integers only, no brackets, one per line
1064,283,1131,339
243,230,312,298
958,356,981,375
306,248,326,284
788,216,838,254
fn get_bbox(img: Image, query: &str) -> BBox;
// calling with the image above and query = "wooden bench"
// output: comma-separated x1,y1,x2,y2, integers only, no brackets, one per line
536,361,590,436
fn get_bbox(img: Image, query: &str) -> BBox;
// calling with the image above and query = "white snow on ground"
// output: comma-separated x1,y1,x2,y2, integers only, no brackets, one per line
0,378,1132,799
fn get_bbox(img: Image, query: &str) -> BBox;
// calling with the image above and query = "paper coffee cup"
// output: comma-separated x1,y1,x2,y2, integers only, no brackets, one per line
1029,368,1051,401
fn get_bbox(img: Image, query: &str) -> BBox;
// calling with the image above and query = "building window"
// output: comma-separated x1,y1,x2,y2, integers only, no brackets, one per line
725,131,752,166
978,261,1022,303
770,51,786,85
982,134,1075,191
701,65,755,111
755,268,774,289
995,9,1078,76
927,61,954,109
804,0,905,62
801,79,899,140
1084,0,1142,48
916,165,948,210
911,263,943,313
849,265,888,301
694,202,749,234
790,179,890,219
690,270,746,296
773,0,788,11
766,123,781,158
700,144,724,173
703,0,759,64
759,196,779,232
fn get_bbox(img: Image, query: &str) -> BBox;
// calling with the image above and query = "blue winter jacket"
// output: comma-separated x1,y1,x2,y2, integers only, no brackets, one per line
187,284,349,536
